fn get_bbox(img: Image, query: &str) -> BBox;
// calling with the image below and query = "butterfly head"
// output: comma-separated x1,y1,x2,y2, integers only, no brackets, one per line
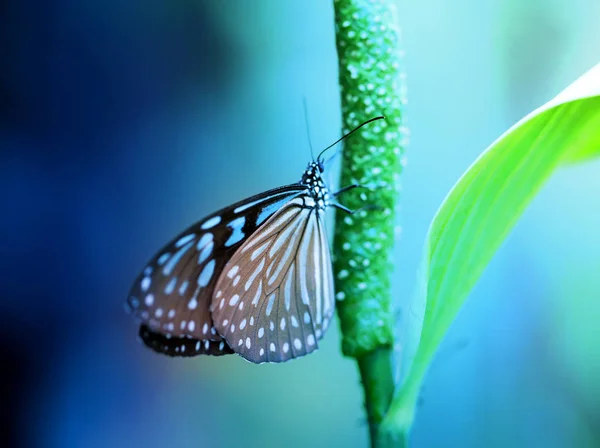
300,161,329,210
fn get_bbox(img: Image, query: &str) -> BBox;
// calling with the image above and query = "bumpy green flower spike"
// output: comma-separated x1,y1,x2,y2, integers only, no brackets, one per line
333,0,406,357
332,0,407,445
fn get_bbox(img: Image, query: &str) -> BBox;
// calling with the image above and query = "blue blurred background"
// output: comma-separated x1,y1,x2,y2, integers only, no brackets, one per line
1,1,600,447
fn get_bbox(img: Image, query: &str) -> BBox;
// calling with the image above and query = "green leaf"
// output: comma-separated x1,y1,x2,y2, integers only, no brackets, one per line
381,63,600,439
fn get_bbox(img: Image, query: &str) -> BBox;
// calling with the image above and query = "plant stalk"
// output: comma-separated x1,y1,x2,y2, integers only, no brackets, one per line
332,0,408,446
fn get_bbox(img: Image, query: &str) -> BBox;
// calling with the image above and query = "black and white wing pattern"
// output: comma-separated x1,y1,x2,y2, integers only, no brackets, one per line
126,185,306,356
211,196,335,363
139,325,234,357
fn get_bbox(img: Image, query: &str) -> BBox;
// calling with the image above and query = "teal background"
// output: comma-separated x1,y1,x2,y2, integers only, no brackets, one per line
1,1,599,447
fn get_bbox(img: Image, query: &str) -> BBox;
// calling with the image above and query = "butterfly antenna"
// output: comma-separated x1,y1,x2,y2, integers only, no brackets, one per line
303,97,315,161
317,115,385,163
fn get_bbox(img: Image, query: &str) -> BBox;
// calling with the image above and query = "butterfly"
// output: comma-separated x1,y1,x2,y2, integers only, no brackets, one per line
125,117,383,363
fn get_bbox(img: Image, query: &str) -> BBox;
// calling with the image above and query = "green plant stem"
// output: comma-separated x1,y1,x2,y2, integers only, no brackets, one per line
332,1,407,446
358,348,395,446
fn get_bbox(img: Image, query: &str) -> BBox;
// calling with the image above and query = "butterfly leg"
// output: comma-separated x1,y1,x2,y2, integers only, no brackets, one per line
333,183,387,197
331,203,353,214
331,203,383,215
331,184,383,215
333,184,361,197
333,183,377,197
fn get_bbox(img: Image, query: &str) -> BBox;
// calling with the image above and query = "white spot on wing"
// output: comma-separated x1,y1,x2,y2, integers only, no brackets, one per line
196,233,213,250
198,242,213,264
201,216,221,229
245,259,265,291
250,242,269,261
314,216,323,324
298,217,315,305
225,217,245,247
198,260,215,286
233,197,264,213
265,293,276,316
164,277,176,295
318,216,333,319
179,281,189,295
283,265,294,311
268,210,305,258
268,218,303,286
304,311,311,324
175,234,195,248
251,280,263,306
163,241,194,276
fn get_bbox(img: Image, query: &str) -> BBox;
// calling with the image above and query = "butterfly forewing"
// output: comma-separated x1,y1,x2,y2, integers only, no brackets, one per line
139,325,234,357
126,185,306,353
211,196,335,363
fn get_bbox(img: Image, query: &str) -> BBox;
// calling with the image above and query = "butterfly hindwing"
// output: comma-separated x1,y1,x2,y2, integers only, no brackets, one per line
211,196,335,363
126,185,306,354
139,325,234,357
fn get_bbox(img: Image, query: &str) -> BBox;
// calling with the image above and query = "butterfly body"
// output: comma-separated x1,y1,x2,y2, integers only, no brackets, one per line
299,160,330,209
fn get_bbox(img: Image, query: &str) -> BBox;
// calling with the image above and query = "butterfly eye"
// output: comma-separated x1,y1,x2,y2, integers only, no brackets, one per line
317,161,325,172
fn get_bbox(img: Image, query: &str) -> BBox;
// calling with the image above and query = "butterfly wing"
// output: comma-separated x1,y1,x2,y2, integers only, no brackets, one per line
211,196,335,363
139,325,234,357
126,184,307,355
